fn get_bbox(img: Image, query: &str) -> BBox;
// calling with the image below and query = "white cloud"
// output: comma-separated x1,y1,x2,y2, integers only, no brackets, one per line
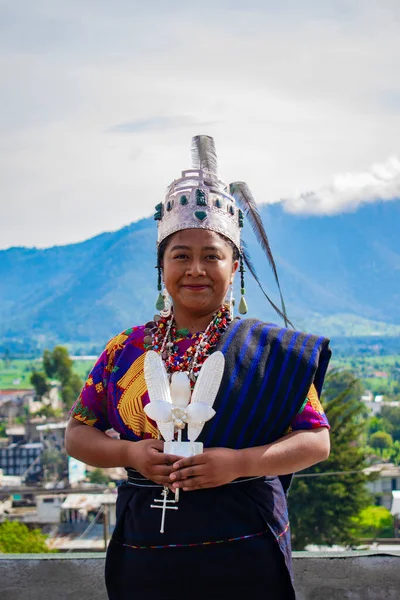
282,156,400,215
1,1,400,248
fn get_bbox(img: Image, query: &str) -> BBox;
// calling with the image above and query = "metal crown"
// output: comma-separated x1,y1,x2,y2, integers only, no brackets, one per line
155,160,243,250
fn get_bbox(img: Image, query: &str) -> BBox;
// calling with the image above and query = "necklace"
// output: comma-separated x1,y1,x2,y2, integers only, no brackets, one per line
144,304,231,386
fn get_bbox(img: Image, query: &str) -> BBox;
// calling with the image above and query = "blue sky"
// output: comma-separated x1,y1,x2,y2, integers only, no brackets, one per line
1,0,400,248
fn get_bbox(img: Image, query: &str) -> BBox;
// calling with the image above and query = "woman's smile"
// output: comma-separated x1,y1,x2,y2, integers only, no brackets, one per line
181,284,210,291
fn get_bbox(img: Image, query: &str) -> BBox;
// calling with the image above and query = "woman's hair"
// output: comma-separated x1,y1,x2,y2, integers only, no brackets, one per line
157,232,240,266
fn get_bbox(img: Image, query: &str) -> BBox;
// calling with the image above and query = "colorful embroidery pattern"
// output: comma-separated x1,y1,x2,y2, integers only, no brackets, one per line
116,353,158,438
70,397,98,427
117,529,270,550
287,383,329,433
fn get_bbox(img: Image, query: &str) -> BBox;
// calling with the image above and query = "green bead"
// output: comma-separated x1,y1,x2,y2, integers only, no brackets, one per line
180,195,188,205
215,198,222,208
239,296,248,315
194,210,207,221
241,288,245,294
154,202,163,220
156,293,165,311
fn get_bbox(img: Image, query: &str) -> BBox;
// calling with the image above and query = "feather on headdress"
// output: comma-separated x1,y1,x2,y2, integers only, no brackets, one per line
230,182,290,327
191,135,218,184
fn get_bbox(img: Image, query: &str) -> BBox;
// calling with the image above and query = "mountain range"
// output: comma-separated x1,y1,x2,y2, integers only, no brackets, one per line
1,199,399,350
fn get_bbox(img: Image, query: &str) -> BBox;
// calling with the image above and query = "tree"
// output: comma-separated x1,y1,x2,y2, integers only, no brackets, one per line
61,372,84,409
289,370,370,550
0,521,53,553
380,406,400,442
30,371,50,398
353,506,394,540
88,468,110,485
43,346,73,385
370,431,393,450
31,346,83,411
321,369,364,404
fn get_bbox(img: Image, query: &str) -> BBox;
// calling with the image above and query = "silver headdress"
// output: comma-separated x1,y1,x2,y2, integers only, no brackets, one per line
154,135,292,327
155,136,242,249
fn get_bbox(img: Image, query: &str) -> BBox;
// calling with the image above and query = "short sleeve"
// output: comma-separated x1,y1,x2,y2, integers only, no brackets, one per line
288,383,330,432
69,348,111,431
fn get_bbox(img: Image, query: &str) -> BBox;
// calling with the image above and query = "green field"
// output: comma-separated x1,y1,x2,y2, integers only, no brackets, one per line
331,355,400,395
1,353,400,397
0,358,95,390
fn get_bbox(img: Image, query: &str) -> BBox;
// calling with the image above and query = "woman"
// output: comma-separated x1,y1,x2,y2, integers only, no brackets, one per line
65,136,331,599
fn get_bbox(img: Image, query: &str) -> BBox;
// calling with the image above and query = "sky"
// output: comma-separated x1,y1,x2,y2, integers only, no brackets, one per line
1,0,400,249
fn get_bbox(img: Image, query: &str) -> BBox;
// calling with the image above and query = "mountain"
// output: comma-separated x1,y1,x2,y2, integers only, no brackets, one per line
1,200,399,348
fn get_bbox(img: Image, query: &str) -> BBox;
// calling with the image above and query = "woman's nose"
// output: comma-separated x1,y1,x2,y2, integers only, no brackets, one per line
186,260,206,276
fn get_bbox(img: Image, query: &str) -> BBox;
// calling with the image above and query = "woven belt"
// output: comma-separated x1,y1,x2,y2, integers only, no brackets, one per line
125,468,264,488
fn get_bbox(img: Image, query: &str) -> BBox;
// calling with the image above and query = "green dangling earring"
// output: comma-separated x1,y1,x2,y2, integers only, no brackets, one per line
155,263,165,311
238,253,248,315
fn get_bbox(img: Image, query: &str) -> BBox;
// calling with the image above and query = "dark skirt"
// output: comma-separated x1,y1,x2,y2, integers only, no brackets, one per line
105,480,295,600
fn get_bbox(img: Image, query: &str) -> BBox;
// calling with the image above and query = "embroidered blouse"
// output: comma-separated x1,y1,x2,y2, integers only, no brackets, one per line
70,325,329,440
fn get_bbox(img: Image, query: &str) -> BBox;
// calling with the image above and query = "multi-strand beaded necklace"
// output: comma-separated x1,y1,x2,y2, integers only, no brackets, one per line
143,304,231,388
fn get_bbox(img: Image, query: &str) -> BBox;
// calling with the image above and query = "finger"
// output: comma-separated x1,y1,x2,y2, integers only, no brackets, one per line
150,450,182,466
170,465,204,481
150,474,176,489
161,453,184,465
152,464,176,477
172,455,205,470
177,477,209,491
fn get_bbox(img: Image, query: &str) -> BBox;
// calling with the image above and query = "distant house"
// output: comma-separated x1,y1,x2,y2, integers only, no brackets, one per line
36,421,68,452
0,389,34,420
60,492,116,535
28,384,62,415
366,463,400,510
360,393,400,416
36,494,66,524
0,442,44,479
361,390,374,403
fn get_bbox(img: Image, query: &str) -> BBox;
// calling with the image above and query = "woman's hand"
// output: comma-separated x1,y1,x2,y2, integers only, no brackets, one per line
127,439,181,489
169,447,242,491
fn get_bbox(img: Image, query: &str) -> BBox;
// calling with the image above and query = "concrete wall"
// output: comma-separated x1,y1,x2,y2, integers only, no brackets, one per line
0,551,399,599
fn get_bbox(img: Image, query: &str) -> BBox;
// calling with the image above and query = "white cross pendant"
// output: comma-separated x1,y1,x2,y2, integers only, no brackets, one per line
150,486,179,533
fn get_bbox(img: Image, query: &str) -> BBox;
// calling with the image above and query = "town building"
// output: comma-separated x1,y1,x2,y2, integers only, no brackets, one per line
366,463,400,509
0,442,44,480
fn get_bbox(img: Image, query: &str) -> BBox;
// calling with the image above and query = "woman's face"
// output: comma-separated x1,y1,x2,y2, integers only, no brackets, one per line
162,229,239,317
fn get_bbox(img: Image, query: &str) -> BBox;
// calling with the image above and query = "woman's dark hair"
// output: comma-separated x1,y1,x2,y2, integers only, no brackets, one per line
157,232,239,266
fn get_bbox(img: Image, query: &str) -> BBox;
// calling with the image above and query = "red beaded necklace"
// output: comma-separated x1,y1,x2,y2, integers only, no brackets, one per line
148,304,231,387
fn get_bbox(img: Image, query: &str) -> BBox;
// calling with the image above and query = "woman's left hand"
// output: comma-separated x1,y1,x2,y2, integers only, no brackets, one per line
169,447,242,491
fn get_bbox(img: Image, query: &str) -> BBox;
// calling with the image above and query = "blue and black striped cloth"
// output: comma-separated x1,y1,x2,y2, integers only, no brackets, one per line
200,318,331,450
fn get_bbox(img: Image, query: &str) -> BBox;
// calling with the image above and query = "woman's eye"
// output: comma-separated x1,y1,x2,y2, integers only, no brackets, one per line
173,254,188,259
206,255,220,260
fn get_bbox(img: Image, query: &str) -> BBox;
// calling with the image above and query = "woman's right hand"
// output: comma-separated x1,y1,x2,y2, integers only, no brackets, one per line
65,419,180,489
126,439,181,488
